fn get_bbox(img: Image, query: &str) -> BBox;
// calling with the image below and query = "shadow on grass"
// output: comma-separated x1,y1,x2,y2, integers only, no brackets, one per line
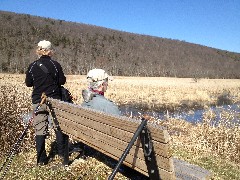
75,144,149,180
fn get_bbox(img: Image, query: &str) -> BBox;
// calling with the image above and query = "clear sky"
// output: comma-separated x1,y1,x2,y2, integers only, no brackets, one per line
0,0,239,53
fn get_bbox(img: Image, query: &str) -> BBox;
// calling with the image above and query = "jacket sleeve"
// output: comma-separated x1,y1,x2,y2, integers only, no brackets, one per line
58,63,66,85
25,65,33,87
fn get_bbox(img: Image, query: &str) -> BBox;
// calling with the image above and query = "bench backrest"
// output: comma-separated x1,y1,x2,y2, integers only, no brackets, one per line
47,98,175,179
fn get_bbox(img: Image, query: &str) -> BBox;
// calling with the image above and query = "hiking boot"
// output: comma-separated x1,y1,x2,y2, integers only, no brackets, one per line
35,135,48,165
55,130,69,166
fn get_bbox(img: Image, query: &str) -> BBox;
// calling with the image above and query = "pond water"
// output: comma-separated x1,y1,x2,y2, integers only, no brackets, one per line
120,104,240,125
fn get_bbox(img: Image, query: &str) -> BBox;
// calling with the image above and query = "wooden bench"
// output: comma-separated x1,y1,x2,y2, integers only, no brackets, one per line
47,98,213,180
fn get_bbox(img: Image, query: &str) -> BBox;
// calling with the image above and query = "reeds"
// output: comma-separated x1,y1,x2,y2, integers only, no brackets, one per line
161,108,240,162
63,76,240,112
1,73,240,178
0,84,34,157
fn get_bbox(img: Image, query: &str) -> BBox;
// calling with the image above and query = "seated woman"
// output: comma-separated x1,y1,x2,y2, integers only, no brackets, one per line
82,68,121,116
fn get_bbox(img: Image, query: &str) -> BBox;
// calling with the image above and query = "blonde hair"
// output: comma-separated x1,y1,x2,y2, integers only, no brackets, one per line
36,48,53,57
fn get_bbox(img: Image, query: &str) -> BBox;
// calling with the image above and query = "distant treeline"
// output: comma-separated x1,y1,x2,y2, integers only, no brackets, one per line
0,11,240,78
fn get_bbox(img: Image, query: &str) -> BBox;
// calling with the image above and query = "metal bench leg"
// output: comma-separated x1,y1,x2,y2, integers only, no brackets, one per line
140,126,161,180
108,118,148,180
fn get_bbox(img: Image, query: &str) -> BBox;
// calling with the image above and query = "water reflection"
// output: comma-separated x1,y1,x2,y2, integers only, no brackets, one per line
120,104,240,125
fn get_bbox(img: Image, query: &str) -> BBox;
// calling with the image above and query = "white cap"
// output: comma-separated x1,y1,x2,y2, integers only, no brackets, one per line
38,40,52,50
87,69,112,82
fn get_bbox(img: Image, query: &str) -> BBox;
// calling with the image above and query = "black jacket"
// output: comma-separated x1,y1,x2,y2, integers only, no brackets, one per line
25,55,66,104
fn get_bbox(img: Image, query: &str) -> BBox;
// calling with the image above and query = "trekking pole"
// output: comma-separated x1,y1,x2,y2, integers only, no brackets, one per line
108,116,149,180
0,93,47,180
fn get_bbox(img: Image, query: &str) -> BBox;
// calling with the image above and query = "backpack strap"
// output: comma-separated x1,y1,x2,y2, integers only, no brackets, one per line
36,61,57,83
36,61,49,74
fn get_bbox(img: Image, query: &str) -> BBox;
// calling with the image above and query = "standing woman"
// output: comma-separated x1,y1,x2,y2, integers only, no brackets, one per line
25,40,69,165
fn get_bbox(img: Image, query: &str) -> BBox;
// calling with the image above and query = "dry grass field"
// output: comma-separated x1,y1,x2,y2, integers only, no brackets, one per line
1,73,240,179
1,73,240,109
59,75,240,110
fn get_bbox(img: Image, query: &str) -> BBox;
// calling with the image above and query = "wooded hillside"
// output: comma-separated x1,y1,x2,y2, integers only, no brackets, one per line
0,11,239,78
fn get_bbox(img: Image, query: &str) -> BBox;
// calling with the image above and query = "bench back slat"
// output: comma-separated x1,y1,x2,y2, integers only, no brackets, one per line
50,99,171,143
57,116,174,171
48,98,175,179
54,108,172,158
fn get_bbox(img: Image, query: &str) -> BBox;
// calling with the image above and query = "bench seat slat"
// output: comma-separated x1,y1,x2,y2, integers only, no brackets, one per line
173,159,213,180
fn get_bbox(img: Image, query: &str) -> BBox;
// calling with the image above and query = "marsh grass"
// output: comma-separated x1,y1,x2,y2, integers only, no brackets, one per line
1,74,240,179
158,107,240,179
0,84,34,157
66,75,240,111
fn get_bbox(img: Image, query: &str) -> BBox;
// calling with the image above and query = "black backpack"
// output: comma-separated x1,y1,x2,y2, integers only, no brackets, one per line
36,61,73,103
60,86,73,103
